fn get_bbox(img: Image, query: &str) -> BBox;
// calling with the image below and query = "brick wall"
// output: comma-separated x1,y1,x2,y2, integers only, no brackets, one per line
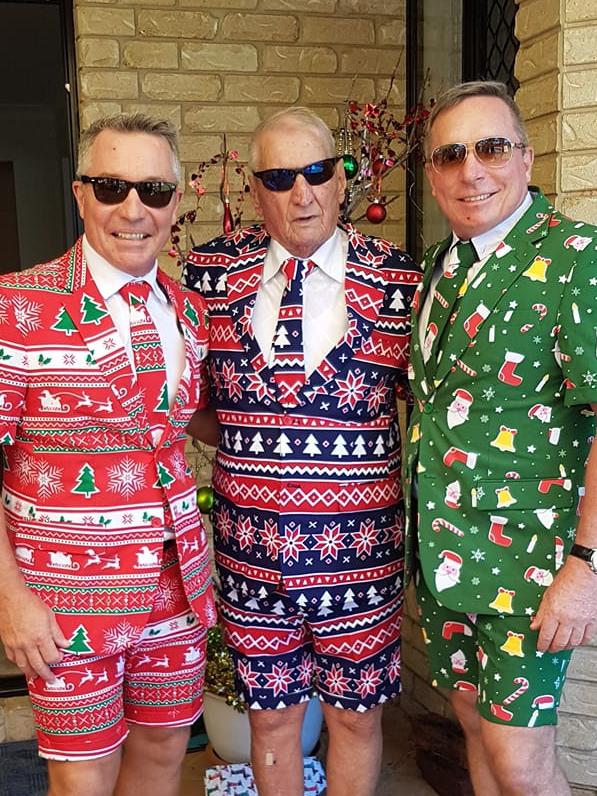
74,0,409,281
515,1,597,791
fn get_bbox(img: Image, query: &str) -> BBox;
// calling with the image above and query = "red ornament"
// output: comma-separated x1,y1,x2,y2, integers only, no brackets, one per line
372,158,386,176
366,202,386,224
222,200,233,234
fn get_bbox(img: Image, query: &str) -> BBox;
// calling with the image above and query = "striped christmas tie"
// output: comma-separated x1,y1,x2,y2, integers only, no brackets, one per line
120,281,169,440
271,258,315,407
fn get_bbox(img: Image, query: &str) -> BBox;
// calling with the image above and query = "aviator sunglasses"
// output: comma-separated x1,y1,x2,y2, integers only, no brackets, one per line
429,137,527,173
80,175,177,208
252,157,339,192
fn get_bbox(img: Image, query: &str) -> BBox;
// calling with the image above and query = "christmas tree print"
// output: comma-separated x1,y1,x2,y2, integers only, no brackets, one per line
155,381,169,413
80,294,108,325
67,624,94,654
72,463,99,498
52,306,77,336
183,299,199,326
154,461,175,488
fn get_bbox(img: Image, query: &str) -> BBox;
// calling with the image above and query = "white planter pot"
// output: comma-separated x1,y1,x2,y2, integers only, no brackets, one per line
203,692,323,764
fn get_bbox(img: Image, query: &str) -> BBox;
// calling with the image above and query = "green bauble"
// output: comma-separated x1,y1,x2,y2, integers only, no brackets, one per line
343,154,358,179
197,485,214,513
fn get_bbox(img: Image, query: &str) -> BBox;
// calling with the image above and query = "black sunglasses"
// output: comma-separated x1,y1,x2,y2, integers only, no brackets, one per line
80,175,177,208
252,157,339,192
429,137,527,173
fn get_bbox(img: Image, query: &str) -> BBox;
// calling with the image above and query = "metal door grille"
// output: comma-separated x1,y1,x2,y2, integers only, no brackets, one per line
463,0,520,94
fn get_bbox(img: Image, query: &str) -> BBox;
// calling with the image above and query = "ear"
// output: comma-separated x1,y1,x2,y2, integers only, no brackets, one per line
249,176,264,217
335,159,347,205
522,145,534,183
72,180,86,221
424,162,438,198
170,188,183,225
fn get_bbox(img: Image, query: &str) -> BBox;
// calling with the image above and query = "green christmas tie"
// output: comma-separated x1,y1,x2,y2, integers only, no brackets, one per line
424,240,477,369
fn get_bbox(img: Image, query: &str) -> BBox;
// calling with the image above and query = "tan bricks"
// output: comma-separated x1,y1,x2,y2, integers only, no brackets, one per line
339,0,400,13
564,25,597,65
223,75,300,103
561,153,597,192
340,47,404,75
515,0,561,43
126,102,182,129
301,76,376,104
181,43,258,72
562,110,597,150
262,45,337,74
516,72,559,119
221,13,298,42
80,70,139,100
261,0,334,10
78,37,119,68
302,16,375,45
141,73,221,101
76,7,135,37
562,68,597,109
123,41,178,69
377,18,406,47
137,10,217,39
566,0,597,22
184,105,261,133
80,101,122,129
525,114,558,156
515,31,560,83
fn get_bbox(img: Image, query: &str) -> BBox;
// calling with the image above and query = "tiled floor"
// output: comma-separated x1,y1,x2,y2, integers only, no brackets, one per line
181,702,438,795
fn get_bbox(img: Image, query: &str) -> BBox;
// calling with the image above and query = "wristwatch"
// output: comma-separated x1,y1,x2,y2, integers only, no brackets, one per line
569,543,597,575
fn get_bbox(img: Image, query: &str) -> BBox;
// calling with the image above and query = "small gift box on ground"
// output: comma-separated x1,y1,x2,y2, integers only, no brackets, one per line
204,756,326,795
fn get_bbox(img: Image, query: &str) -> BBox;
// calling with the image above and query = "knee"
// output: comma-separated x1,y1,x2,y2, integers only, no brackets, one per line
130,725,190,767
450,690,481,738
323,703,383,739
249,704,305,743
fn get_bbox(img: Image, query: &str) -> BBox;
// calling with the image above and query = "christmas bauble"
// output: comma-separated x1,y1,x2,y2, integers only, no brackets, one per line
197,485,214,513
372,158,386,176
366,202,387,224
343,154,358,179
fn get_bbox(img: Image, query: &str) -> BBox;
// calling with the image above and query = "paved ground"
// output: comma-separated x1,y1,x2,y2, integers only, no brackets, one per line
181,702,438,795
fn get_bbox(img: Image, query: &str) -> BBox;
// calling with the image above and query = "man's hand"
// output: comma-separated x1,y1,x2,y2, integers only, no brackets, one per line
530,555,597,652
0,583,69,682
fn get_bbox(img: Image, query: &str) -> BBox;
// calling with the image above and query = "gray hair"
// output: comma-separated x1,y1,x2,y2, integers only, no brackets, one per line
248,106,336,171
77,112,181,183
424,81,529,156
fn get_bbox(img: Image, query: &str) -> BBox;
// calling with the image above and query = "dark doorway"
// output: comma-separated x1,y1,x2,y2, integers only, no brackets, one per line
0,0,79,273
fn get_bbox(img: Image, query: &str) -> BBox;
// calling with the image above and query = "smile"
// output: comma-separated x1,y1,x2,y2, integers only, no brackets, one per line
461,193,494,203
113,232,149,240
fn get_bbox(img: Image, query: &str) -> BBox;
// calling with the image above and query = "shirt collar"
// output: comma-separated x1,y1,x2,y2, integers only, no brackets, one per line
449,191,533,261
82,235,166,303
263,228,346,284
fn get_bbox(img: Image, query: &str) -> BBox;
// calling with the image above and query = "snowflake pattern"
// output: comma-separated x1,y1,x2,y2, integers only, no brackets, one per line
102,621,141,654
12,294,42,334
107,458,147,497
31,458,64,499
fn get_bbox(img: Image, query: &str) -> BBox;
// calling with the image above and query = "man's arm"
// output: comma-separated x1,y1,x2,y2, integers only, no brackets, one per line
531,404,597,652
0,504,68,682
187,405,220,447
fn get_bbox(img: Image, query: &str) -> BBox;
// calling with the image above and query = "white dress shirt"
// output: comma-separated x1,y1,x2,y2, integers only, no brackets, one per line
252,228,349,376
83,235,185,411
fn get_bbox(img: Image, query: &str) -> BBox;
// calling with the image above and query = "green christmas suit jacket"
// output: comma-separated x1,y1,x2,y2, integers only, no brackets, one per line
404,189,597,616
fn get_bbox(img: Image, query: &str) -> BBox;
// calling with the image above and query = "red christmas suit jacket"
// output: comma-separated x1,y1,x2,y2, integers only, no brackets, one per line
0,238,216,656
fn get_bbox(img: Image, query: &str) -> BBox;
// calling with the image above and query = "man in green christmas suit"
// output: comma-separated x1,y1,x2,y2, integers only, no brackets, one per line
405,81,597,795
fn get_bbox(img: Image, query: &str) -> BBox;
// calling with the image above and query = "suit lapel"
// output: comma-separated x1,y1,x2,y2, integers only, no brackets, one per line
431,194,555,388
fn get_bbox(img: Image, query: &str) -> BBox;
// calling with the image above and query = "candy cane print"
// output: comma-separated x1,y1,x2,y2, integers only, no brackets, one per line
504,676,530,705
531,303,548,321
490,676,529,722
455,359,477,377
432,517,465,537
520,323,534,334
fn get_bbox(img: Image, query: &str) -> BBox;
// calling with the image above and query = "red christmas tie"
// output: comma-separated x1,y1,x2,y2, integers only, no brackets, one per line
120,281,169,439
271,258,315,407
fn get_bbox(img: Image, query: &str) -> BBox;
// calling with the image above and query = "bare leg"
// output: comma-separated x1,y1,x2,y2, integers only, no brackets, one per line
47,752,120,796
114,724,191,796
451,690,570,796
249,702,307,796
480,720,570,796
322,702,383,796
450,690,500,796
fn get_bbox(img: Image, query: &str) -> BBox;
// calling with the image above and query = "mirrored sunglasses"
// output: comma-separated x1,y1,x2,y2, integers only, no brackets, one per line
252,157,339,192
429,137,527,173
80,176,177,208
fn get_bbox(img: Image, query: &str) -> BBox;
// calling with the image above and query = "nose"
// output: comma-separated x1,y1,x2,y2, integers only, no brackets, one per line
460,145,486,181
119,187,147,218
290,173,314,205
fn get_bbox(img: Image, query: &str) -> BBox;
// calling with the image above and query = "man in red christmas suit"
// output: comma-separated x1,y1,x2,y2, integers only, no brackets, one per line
0,114,215,796
185,107,420,796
